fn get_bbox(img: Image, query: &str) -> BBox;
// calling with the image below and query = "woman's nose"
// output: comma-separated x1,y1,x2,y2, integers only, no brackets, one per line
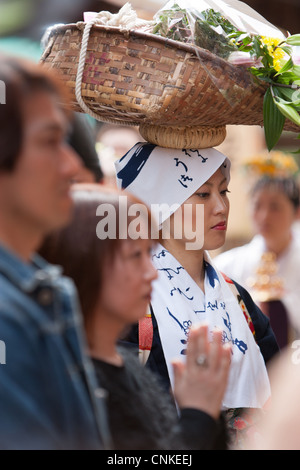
255,207,268,222
213,194,228,214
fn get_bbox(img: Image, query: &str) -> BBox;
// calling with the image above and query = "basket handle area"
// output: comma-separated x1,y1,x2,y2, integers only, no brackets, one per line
74,20,227,148
75,19,135,127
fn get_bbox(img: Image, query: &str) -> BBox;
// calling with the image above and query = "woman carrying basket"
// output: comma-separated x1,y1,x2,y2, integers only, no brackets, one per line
115,142,279,448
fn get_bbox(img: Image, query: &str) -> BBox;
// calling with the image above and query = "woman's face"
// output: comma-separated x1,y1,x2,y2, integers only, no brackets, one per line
250,187,297,241
99,237,158,326
167,167,230,251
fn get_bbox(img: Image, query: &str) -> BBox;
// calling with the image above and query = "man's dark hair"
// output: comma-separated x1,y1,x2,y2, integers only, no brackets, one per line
0,54,70,172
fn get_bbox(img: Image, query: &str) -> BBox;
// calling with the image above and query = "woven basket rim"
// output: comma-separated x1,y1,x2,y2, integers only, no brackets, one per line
44,21,300,133
45,21,266,90
46,21,213,56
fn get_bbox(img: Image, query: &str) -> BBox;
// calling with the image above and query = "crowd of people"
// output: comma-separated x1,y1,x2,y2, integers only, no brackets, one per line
0,51,299,451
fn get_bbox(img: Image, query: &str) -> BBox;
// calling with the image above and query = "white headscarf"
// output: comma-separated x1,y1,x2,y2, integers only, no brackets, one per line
115,142,230,226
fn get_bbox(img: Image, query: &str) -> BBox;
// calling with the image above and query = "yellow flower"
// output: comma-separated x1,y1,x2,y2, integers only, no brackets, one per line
243,151,299,178
260,36,286,71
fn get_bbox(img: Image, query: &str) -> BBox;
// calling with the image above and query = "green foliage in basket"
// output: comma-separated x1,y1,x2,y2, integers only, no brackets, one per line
152,5,237,58
152,5,300,151
232,33,300,151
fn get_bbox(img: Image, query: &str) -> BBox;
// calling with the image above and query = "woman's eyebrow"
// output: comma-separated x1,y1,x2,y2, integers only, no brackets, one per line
218,177,227,187
200,177,227,188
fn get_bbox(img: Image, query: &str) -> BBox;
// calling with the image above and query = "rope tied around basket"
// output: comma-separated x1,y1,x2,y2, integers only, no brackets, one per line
73,3,228,147
74,14,227,148
75,3,151,125
75,16,227,148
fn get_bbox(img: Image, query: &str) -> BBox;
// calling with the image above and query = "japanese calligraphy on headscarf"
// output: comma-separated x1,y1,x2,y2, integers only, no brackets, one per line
115,142,230,227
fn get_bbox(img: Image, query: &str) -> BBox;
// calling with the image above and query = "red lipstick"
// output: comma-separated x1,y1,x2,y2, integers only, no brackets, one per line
212,221,227,230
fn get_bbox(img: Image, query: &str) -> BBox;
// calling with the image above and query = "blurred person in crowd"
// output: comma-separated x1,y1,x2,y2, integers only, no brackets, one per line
69,113,104,184
0,55,110,450
245,345,300,450
214,151,300,349
114,142,279,448
96,123,143,185
39,184,232,450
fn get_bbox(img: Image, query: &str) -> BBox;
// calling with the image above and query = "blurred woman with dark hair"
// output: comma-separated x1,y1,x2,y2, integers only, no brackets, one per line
40,184,232,450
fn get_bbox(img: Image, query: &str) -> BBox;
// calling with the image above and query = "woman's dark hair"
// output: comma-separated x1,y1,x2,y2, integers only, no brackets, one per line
251,176,300,210
39,184,154,329
0,54,71,172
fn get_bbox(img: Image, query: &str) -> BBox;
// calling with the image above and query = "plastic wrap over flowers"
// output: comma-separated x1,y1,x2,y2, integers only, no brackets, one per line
150,0,300,150
152,0,285,59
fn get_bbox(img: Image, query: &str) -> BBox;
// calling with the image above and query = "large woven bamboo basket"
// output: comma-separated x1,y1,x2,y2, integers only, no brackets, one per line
40,22,299,148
